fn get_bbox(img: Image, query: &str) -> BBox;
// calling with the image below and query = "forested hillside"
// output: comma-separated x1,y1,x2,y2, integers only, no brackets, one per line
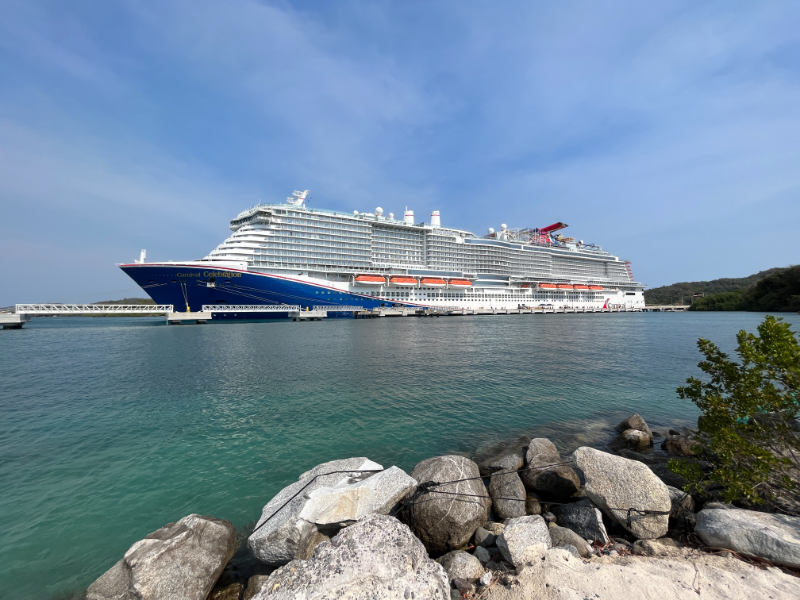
644,268,782,305
691,265,800,312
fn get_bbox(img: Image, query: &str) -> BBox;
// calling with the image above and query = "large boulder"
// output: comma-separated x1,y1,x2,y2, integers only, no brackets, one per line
572,447,671,539
248,457,383,565
488,470,526,519
521,438,580,500
436,550,485,582
405,455,491,553
550,498,609,544
496,515,552,567
249,514,449,599
610,414,653,450
299,466,417,525
476,436,531,477
87,514,236,600
695,508,800,568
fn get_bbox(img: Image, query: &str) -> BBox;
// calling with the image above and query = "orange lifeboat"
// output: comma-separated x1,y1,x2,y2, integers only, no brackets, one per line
588,285,604,290
448,279,472,286
557,284,574,290
420,278,447,287
538,283,557,289
354,275,386,284
520,284,530,289
573,284,589,290
389,276,418,286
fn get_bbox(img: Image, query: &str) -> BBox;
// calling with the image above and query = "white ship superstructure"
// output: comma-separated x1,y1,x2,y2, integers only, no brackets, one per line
190,190,645,311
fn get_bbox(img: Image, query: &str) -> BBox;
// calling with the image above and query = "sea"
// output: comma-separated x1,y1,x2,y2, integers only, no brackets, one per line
1,311,798,599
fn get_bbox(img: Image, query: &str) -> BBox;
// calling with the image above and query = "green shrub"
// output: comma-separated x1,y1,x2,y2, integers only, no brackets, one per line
668,316,800,510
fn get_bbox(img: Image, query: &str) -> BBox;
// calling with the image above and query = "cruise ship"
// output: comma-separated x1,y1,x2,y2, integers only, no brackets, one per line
120,190,645,317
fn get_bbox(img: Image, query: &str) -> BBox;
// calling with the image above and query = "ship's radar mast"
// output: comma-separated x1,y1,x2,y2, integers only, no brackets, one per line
286,190,310,206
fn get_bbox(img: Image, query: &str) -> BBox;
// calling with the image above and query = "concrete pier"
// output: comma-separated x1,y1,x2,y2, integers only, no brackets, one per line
165,311,212,324
0,313,31,329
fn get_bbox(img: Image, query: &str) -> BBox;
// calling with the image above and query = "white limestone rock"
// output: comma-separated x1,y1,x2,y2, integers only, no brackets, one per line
695,508,800,568
249,514,449,599
248,457,383,565
496,515,552,567
436,550,485,582
299,466,417,525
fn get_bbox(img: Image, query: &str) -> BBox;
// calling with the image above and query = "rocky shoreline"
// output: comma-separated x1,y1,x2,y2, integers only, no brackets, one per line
85,414,800,599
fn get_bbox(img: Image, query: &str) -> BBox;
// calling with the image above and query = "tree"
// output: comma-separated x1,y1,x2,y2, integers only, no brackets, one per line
668,316,800,512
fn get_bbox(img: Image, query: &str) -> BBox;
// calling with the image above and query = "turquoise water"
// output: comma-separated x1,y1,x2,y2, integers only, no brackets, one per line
1,311,798,599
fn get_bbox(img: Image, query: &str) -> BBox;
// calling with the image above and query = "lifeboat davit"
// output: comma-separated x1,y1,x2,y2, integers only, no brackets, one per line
448,279,472,287
388,276,418,286
588,285,604,290
556,284,574,290
573,284,589,290
538,283,557,289
354,275,386,284
420,278,447,287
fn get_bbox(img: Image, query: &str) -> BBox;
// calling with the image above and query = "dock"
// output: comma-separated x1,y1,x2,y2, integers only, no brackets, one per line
1,302,651,329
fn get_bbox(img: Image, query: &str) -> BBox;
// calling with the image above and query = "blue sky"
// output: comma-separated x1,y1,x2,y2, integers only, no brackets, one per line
1,0,799,304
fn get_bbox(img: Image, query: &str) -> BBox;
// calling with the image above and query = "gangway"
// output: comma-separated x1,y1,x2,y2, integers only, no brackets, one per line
15,303,174,315
201,305,300,313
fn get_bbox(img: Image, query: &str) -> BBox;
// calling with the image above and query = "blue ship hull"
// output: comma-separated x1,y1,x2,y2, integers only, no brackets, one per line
120,263,412,319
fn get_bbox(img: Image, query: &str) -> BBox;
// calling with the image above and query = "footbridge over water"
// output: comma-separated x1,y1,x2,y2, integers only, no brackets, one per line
0,303,323,328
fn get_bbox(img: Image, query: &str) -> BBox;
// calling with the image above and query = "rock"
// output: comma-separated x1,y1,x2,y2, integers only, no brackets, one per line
452,577,474,594
477,436,531,477
250,514,449,599
572,447,671,539
551,498,609,544
555,544,581,559
243,575,270,600
542,547,800,600
474,545,491,563
703,501,735,510
483,522,505,536
521,438,580,500
248,457,383,565
298,465,417,525
436,550,485,582
632,538,681,556
474,527,495,547
548,524,592,558
405,455,491,553
479,571,493,587
496,515,552,566
87,514,236,600
666,485,695,515
610,428,653,450
489,470,526,519
695,508,800,568
542,511,557,524
615,413,653,437
610,414,654,450
662,435,696,456
449,589,461,600
209,582,244,600
525,492,542,515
